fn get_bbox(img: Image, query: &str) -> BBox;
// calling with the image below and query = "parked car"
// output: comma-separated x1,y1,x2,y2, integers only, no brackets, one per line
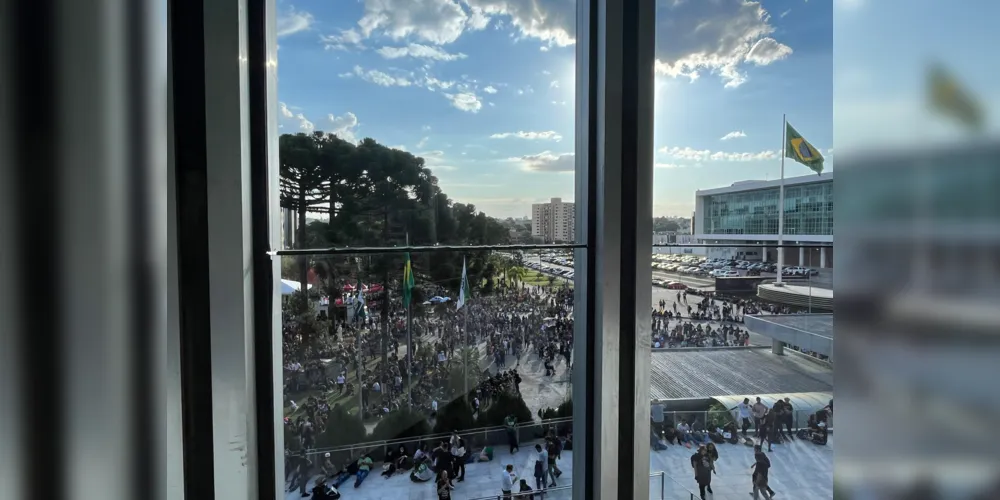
665,281,687,290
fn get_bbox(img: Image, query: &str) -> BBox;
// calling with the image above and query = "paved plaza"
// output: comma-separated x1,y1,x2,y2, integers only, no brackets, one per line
286,435,833,500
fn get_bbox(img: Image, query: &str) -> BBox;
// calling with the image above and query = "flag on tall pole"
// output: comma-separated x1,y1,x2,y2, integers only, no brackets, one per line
457,257,471,310
457,256,471,399
928,63,984,132
402,252,415,308
353,278,366,323
777,115,787,284
784,121,825,175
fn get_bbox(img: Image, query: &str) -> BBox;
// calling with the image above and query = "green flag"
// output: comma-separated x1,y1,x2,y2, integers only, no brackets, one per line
785,121,825,175
402,252,415,308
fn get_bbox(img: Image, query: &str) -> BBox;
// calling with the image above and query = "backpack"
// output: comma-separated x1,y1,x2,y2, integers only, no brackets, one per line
709,432,725,444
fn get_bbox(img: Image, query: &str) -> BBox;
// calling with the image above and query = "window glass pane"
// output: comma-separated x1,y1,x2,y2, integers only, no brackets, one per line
651,0,833,497
274,0,581,494
280,247,576,498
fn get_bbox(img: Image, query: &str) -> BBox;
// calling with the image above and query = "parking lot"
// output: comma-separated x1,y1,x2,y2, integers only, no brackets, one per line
520,251,832,291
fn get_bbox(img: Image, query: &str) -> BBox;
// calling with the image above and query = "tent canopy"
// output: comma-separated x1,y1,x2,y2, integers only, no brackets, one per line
281,279,313,295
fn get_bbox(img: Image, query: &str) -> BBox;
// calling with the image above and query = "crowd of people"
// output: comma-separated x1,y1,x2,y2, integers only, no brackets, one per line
650,290,810,349
280,279,576,497
652,398,832,500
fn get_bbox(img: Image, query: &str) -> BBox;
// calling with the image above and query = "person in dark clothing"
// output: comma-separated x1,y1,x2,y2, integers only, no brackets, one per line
776,398,795,440
760,410,776,451
293,453,313,497
518,479,535,499
750,445,776,499
690,445,715,500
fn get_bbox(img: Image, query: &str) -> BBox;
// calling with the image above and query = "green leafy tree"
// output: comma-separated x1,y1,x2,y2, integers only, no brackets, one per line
371,407,432,442
434,397,476,434
314,405,368,449
481,392,533,427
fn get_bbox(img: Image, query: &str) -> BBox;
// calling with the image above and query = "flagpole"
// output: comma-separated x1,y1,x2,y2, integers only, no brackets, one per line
777,113,786,285
356,290,364,421
406,234,413,409
463,304,469,401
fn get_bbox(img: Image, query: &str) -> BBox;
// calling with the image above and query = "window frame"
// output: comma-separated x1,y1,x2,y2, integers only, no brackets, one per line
171,0,658,497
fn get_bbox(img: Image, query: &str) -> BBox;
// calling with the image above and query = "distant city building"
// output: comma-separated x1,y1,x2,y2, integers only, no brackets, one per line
531,197,576,242
694,172,833,267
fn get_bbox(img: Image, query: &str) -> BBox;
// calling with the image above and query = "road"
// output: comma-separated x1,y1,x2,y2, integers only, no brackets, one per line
532,257,833,291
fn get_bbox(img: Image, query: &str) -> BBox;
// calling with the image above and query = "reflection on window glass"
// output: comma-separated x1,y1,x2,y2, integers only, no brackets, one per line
275,1,577,495
650,0,833,498
279,250,575,498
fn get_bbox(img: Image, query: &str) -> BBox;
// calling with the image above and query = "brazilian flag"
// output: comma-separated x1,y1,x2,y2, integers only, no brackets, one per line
928,64,983,132
785,122,824,175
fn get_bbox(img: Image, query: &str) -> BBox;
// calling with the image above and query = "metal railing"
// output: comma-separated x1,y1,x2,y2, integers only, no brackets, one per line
296,416,574,461
652,409,832,435
466,471,668,500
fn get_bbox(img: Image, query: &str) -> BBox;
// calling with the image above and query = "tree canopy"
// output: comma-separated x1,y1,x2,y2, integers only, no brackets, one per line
279,131,512,298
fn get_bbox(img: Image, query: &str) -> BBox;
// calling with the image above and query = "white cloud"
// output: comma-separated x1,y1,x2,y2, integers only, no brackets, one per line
279,102,315,132
376,43,467,61
358,0,470,45
327,112,360,142
720,130,747,140
654,0,793,88
745,37,793,66
417,136,430,148
658,146,778,162
517,86,533,95
342,65,412,87
422,125,432,131
655,163,686,169
467,6,491,30
296,113,314,132
466,0,575,47
513,151,575,172
550,80,559,88
444,92,483,113
483,85,498,94
780,9,791,17
321,29,365,51
277,8,313,37
418,150,458,171
490,130,562,141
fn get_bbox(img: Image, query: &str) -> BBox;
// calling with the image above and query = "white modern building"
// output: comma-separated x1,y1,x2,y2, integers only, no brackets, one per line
531,197,576,243
694,172,833,267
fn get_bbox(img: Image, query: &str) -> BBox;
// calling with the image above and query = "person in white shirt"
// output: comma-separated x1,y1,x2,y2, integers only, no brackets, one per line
336,374,346,393
731,398,753,438
451,437,467,482
500,464,516,498
676,420,692,446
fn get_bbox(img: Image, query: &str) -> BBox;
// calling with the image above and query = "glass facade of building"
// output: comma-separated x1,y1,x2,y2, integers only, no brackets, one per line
702,180,833,236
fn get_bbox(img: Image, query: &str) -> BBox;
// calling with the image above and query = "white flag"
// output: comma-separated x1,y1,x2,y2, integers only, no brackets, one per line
457,257,471,310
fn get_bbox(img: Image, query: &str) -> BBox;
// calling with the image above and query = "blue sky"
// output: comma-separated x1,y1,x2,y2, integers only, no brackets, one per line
275,0,833,218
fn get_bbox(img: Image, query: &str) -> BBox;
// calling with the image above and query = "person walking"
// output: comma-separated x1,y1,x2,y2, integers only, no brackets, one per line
437,470,454,499
501,464,517,499
533,444,547,492
750,445,776,499
690,445,715,500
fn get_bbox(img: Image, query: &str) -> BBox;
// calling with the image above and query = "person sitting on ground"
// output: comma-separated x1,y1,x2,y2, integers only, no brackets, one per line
518,479,536,499
382,448,398,478
650,429,667,451
413,444,429,466
477,446,494,462
410,462,434,483
395,444,412,471
353,454,373,488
